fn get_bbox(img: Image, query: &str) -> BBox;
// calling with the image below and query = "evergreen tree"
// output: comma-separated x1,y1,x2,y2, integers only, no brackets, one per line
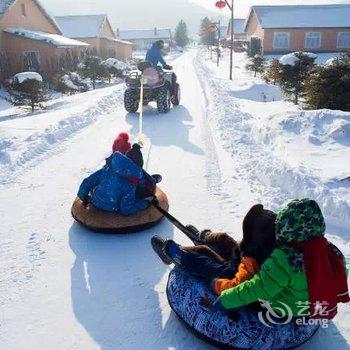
264,52,316,104
263,59,281,85
7,77,49,112
78,56,109,89
246,54,266,77
305,54,350,111
174,20,189,48
199,17,212,45
248,37,262,57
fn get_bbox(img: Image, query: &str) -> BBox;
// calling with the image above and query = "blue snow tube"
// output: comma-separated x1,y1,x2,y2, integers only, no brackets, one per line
167,268,319,350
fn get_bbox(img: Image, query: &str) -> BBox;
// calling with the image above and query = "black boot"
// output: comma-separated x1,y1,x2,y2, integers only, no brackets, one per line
151,236,173,265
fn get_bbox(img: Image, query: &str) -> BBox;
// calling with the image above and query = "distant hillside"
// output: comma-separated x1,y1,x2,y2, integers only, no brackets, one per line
42,0,224,37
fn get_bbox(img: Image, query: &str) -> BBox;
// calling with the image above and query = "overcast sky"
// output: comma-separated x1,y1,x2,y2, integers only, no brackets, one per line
42,0,350,35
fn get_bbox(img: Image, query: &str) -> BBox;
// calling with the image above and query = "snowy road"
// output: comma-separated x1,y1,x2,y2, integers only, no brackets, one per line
0,50,349,350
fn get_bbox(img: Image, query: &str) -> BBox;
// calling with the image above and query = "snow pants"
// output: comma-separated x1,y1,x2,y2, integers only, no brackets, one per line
179,232,240,280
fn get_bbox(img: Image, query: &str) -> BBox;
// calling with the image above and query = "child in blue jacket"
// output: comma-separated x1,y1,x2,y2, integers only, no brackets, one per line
77,150,152,215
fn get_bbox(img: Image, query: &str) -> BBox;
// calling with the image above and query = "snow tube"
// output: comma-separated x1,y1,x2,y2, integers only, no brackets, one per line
167,268,319,350
71,188,169,233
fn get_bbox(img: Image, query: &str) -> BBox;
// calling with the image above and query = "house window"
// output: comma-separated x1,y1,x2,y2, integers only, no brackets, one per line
337,32,350,49
21,4,26,16
23,51,41,71
305,32,321,49
273,32,290,50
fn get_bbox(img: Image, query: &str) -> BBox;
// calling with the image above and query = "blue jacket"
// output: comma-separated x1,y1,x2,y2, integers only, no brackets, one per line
145,43,167,67
77,152,149,215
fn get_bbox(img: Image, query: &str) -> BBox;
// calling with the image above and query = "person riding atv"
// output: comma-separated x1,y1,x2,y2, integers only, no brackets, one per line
145,40,173,71
123,40,180,114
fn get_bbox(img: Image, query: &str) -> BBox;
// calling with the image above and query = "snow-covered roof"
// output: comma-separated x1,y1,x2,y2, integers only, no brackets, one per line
250,5,350,29
101,36,132,45
227,19,247,36
55,15,110,38
0,0,15,14
117,28,172,40
0,0,62,33
233,19,246,34
4,27,89,47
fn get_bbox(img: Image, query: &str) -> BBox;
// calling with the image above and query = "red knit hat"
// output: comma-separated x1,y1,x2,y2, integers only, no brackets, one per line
112,132,131,154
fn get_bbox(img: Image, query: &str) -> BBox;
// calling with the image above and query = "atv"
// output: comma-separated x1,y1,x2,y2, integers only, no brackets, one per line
124,62,180,114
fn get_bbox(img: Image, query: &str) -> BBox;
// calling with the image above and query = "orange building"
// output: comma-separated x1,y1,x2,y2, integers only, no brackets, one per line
245,5,350,54
55,15,133,61
0,0,88,80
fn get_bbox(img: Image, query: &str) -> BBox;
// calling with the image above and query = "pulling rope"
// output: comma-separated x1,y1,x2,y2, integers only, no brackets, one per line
136,74,152,171
152,202,198,242
138,75,145,139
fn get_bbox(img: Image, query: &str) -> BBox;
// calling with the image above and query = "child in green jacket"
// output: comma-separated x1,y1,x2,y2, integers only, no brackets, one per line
216,199,349,319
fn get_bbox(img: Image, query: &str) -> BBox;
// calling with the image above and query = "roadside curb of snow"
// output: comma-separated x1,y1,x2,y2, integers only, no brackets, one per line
194,48,350,228
0,86,123,185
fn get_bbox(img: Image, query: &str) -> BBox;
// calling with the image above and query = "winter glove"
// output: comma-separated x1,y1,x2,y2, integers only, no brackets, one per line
163,64,173,70
145,195,159,206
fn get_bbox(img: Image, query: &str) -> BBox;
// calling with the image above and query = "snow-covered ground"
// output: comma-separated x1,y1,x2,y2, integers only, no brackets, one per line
0,49,349,350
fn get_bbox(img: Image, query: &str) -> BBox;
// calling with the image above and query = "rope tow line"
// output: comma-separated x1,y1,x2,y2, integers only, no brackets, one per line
136,73,152,171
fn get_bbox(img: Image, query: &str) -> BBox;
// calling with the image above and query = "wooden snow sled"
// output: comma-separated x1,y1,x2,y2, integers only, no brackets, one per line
71,188,169,234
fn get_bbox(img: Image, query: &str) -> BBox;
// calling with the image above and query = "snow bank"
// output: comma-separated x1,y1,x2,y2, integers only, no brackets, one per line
279,52,317,66
0,85,124,184
13,72,43,84
197,48,350,230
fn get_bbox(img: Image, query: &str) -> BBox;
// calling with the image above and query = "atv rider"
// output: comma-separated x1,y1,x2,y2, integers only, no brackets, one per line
145,40,177,93
146,40,172,70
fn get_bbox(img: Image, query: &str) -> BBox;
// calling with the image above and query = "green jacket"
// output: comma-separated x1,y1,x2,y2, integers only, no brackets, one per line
220,248,309,315
220,198,327,315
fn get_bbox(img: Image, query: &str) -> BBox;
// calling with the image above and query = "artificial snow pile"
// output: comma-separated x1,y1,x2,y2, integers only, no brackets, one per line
13,72,43,84
4,27,89,47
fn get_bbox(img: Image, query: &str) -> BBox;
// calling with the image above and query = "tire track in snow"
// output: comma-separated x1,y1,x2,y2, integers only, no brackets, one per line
193,51,245,217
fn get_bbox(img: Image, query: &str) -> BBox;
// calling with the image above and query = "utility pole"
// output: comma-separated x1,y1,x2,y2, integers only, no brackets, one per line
225,0,234,80
217,18,221,67
214,0,234,79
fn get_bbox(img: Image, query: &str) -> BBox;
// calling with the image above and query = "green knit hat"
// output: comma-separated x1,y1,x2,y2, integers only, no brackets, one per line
275,199,326,245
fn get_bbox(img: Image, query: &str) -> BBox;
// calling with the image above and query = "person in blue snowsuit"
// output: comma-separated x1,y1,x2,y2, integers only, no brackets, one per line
145,40,172,69
77,150,155,216
145,40,177,92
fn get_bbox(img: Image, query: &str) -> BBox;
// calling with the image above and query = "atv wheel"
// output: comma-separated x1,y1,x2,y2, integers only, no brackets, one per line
124,88,139,113
157,87,171,114
171,83,181,106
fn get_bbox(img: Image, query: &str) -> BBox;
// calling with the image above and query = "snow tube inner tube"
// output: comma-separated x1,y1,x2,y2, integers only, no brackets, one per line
167,268,319,350
71,188,169,234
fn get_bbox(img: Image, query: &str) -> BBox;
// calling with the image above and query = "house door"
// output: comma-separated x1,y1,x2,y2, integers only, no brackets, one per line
23,51,41,72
